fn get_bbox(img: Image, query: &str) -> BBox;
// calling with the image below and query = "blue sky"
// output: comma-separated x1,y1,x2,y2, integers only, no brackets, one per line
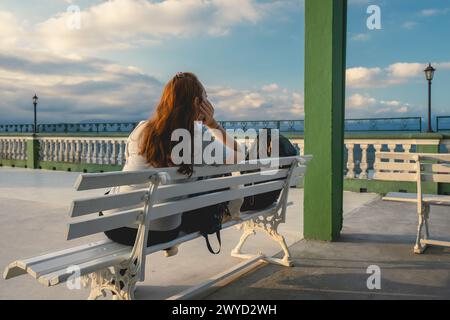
0,0,449,124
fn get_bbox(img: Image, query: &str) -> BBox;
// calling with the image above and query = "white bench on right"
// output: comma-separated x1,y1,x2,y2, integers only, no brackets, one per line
374,152,450,254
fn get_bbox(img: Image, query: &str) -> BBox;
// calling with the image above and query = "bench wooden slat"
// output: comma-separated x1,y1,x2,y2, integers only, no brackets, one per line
38,249,131,287
383,192,450,205
145,202,283,255
3,240,129,281
155,166,305,201
75,156,311,191
70,166,306,218
70,190,147,218
421,173,450,183
376,152,419,161
67,209,143,240
150,180,285,221
418,154,450,162
374,162,417,171
373,172,417,182
422,163,450,173
3,239,114,280
25,243,130,280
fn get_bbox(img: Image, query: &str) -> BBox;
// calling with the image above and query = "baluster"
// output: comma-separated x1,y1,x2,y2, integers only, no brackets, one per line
98,141,104,165
388,144,396,160
299,141,305,156
346,143,355,178
7,140,12,159
359,144,368,179
16,140,22,160
41,140,46,161
118,141,126,165
4,140,9,159
82,140,88,163
59,140,64,162
0,140,3,159
10,140,14,159
403,144,412,153
64,140,69,162
372,144,382,179
12,139,18,160
403,144,413,165
87,140,92,164
75,140,81,163
68,140,74,162
16,139,20,160
21,139,26,160
3,140,7,159
93,140,98,164
104,140,111,165
51,140,57,162
23,139,28,161
122,141,127,164
110,140,117,165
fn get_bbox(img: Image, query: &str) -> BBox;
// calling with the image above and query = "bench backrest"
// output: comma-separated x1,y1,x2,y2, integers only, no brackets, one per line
374,152,450,214
67,155,311,242
67,155,311,280
373,152,450,183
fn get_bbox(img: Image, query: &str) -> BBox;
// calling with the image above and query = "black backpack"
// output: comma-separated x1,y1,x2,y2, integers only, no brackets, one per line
180,176,231,254
240,131,298,212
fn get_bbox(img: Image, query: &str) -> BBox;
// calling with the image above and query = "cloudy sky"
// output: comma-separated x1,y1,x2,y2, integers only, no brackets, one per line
0,0,449,124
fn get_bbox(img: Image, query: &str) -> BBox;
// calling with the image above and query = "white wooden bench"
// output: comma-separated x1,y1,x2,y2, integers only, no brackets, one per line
374,152,450,254
3,155,311,300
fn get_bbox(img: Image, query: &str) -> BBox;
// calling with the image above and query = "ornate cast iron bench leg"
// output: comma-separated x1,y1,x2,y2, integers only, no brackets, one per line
414,204,430,254
231,214,293,267
82,258,139,300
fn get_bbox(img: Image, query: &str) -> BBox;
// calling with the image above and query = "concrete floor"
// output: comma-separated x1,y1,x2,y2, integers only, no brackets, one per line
0,167,378,300
207,199,450,300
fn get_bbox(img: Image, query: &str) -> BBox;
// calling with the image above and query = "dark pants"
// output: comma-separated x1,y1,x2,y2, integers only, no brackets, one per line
104,226,180,247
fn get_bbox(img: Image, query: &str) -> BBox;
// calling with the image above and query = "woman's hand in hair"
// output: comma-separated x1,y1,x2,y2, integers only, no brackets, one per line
198,99,218,128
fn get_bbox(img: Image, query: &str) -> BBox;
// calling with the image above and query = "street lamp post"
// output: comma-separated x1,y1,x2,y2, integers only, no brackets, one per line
32,94,38,134
424,63,435,133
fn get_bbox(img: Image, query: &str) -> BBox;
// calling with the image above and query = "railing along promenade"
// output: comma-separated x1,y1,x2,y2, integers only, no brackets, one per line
1,118,450,194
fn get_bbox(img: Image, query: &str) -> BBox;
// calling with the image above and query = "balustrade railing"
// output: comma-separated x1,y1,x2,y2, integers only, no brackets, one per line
37,137,127,165
437,116,450,132
0,137,28,161
0,116,429,134
2,134,450,180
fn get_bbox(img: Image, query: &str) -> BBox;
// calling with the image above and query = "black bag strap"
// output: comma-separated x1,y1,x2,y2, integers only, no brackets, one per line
204,231,221,255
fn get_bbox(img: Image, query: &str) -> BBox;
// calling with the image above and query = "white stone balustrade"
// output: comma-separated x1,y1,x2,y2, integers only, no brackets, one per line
344,138,441,180
36,137,127,165
0,137,28,161
2,136,450,177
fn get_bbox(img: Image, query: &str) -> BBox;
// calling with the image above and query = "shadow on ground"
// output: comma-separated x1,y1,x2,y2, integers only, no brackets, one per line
206,200,450,300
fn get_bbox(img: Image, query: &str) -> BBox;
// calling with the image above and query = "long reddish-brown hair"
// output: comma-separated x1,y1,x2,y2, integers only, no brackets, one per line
139,72,203,175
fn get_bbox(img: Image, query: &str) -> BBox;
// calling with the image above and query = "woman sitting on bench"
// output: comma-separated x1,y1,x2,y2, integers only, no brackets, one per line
104,72,244,256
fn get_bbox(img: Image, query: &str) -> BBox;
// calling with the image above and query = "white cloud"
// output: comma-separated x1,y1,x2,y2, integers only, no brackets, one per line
346,93,414,117
32,0,271,53
208,86,304,120
402,21,417,30
420,8,450,17
346,67,382,88
347,62,450,88
351,33,370,42
347,93,377,110
261,83,279,92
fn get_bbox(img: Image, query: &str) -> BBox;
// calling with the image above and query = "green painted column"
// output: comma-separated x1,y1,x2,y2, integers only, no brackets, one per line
303,0,347,241
26,137,40,169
